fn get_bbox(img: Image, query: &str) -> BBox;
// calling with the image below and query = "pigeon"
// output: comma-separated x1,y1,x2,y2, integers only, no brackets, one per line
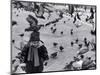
52,28,57,34
53,42,58,47
59,46,64,52
82,57,94,70
35,14,45,19
13,65,19,73
75,24,82,28
77,48,89,56
91,29,96,36
75,38,79,44
44,62,48,66
64,21,66,24
34,3,45,19
73,16,76,23
12,1,24,9
61,31,63,35
54,24,56,27
70,29,73,35
76,13,81,20
50,27,53,30
64,61,74,70
78,44,82,49
84,37,90,48
71,41,74,47
45,18,60,26
12,21,17,26
50,52,58,58
86,16,89,22
12,40,15,44
89,8,94,20
12,59,16,64
16,14,19,17
19,33,24,37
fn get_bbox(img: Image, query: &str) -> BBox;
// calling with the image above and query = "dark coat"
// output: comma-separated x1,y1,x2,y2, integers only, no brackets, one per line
21,45,49,73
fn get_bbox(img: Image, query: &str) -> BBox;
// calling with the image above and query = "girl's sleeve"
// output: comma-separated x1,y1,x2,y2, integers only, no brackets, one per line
40,45,49,61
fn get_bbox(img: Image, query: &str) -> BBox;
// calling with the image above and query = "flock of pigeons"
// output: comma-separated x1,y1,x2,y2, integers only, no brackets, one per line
11,1,96,73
